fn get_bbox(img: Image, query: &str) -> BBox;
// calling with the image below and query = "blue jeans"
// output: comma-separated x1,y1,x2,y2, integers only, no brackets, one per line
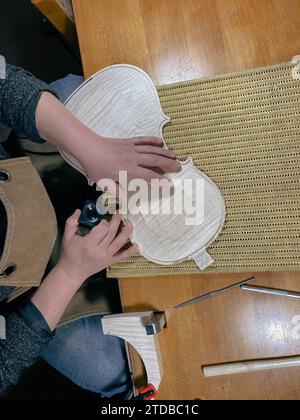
40,315,130,397
40,75,131,397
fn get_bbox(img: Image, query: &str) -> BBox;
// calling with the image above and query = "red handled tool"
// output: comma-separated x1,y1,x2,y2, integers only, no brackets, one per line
133,384,157,400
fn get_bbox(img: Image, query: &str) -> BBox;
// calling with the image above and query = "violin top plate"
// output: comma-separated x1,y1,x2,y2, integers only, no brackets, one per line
60,65,226,270
60,64,170,175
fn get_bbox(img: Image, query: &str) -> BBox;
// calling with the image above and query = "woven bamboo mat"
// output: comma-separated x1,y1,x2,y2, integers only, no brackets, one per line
107,60,300,278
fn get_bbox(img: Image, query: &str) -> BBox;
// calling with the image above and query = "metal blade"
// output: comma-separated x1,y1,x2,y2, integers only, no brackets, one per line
174,276,256,309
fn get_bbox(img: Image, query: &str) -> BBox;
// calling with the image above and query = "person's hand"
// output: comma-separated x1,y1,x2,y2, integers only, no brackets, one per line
32,210,136,330
57,210,138,284
78,135,181,184
36,93,180,184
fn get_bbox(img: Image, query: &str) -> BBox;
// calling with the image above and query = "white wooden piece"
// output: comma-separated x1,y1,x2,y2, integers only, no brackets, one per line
59,65,226,270
126,157,225,267
57,0,74,20
203,356,300,378
101,312,165,390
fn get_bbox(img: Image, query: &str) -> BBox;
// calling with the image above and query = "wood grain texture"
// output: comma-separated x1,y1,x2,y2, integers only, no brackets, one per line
72,0,300,82
60,65,170,176
60,64,225,270
102,312,164,390
72,0,300,400
130,157,225,268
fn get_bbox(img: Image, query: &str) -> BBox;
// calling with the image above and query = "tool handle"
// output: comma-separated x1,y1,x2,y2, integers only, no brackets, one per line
241,284,300,300
203,356,300,378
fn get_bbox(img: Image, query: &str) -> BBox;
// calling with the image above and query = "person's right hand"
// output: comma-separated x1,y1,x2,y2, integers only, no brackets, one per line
57,210,138,284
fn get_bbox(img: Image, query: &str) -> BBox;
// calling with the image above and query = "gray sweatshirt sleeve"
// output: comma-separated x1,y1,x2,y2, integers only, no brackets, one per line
0,56,57,390
0,299,54,391
0,56,57,142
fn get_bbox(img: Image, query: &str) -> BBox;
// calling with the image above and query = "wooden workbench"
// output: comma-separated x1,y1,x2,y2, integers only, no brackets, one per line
72,0,300,400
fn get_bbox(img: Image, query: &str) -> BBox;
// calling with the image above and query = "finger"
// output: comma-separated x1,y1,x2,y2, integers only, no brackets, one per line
87,219,109,243
111,244,139,264
131,137,164,147
136,145,177,159
102,213,122,247
64,209,81,240
108,221,134,254
138,155,181,173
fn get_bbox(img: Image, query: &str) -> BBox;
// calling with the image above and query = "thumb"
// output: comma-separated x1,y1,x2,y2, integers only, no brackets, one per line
64,209,81,239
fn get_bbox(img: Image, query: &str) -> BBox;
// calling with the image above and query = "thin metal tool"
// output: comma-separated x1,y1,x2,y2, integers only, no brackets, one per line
241,284,300,300
174,276,255,309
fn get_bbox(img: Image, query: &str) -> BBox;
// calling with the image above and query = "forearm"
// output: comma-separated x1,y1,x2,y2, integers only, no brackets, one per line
0,303,54,391
0,62,57,142
35,92,98,159
31,264,85,331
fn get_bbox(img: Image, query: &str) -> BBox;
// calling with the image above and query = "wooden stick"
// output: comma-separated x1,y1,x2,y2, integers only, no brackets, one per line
203,356,300,378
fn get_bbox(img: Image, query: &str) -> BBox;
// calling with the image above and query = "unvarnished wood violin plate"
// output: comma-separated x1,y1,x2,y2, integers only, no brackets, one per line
127,157,225,268
60,65,226,270
60,65,171,177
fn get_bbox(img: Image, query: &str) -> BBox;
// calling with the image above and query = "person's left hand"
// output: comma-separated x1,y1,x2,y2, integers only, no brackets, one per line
78,134,181,184
36,92,180,184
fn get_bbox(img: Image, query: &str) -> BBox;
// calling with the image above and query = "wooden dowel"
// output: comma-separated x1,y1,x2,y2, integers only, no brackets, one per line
203,356,300,378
